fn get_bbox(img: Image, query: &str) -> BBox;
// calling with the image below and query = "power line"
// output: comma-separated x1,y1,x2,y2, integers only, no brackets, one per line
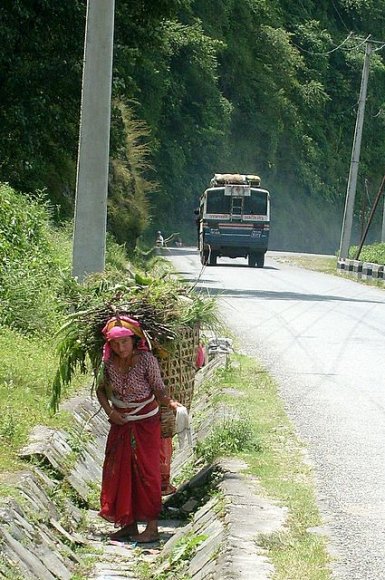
293,33,385,58
292,31,353,56
354,36,385,45
341,35,371,51
331,0,350,33
373,42,385,52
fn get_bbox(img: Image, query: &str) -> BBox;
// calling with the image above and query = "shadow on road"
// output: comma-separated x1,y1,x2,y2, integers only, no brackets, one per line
166,247,279,268
163,247,198,257
207,264,279,270
168,247,385,305
193,286,385,305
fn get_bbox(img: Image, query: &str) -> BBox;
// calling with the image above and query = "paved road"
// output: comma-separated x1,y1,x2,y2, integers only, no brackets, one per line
168,247,385,580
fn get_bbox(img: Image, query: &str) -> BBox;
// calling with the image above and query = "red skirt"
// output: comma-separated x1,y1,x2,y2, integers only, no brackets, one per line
99,413,161,525
160,437,173,489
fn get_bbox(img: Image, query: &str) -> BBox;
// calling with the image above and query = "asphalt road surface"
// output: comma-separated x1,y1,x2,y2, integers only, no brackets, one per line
168,247,385,580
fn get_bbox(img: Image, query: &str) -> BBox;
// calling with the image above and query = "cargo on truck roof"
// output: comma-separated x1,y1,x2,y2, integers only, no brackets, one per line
210,173,261,187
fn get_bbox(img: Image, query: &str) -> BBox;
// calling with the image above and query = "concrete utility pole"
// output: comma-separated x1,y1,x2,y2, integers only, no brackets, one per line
72,0,115,282
381,193,385,242
339,40,372,259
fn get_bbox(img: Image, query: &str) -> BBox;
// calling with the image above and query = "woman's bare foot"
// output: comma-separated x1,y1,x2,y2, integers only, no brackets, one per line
161,483,177,496
130,531,160,543
109,522,139,540
130,520,159,543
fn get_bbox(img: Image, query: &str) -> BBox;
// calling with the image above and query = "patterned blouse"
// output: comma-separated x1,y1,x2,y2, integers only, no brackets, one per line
104,351,167,404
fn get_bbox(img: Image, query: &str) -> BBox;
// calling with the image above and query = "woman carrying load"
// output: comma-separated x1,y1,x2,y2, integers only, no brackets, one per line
96,315,180,543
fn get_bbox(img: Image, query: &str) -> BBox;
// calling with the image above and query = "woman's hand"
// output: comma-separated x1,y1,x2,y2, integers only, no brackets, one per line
108,409,126,425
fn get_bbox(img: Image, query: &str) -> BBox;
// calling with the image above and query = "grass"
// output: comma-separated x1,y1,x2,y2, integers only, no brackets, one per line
272,243,385,277
277,251,385,292
0,327,89,476
206,354,331,580
272,253,338,274
195,414,260,463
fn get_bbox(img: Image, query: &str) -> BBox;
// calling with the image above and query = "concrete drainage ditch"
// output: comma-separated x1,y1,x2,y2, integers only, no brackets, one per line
0,355,286,579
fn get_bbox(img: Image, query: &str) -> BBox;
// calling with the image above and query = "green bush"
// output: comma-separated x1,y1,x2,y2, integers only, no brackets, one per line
0,184,72,333
0,184,136,334
349,243,385,265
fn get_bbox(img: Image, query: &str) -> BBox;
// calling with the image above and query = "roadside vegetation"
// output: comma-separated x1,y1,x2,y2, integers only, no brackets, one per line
0,183,167,477
273,243,385,278
272,253,338,274
206,356,330,579
348,243,385,265
0,183,78,474
139,354,331,580
1,184,332,578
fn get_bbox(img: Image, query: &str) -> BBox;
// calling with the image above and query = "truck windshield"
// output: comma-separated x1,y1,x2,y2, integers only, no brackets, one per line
206,189,231,214
206,188,268,216
244,191,268,215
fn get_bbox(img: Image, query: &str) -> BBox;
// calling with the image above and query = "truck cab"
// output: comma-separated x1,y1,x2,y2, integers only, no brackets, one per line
197,173,270,267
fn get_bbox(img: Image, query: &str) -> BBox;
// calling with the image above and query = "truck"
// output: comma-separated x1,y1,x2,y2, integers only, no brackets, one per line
196,173,270,267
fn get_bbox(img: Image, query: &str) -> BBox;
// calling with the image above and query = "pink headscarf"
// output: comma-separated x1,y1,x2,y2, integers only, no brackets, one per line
101,316,149,361
105,326,135,341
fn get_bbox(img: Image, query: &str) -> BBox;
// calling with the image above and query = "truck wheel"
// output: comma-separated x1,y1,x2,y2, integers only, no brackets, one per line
248,253,257,267
208,251,217,266
256,253,265,268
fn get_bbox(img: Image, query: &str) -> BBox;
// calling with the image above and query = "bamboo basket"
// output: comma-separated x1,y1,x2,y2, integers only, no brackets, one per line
157,324,199,438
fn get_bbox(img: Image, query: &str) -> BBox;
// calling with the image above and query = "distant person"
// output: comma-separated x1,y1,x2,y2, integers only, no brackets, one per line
155,231,164,247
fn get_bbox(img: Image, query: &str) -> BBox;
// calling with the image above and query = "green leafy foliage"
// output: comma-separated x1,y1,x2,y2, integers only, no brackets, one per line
50,271,218,412
2,1,385,252
0,184,71,333
137,531,208,579
108,101,155,249
349,242,385,263
0,1,84,206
